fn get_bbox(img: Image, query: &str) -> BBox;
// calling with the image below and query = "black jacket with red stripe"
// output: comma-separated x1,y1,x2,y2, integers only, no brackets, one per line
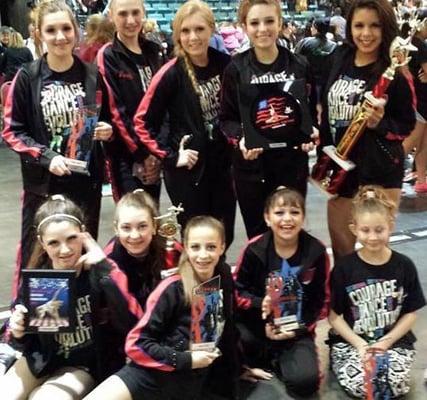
97,35,164,162
133,47,231,184
125,261,239,398
1,56,108,195
234,229,330,337
104,237,182,317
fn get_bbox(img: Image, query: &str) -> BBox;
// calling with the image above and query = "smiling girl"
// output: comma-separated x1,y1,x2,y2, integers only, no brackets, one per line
84,216,238,400
220,0,317,239
1,196,137,399
329,185,425,398
97,0,165,201
1,0,113,298
234,187,330,396
133,0,236,249
318,0,416,258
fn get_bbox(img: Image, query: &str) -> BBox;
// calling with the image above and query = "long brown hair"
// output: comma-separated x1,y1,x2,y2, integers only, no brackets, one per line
179,216,225,304
28,196,85,269
345,0,399,76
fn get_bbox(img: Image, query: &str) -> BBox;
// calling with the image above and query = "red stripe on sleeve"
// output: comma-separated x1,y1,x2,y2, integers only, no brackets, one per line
125,274,181,371
97,44,138,153
2,73,42,158
133,59,179,159
108,258,144,319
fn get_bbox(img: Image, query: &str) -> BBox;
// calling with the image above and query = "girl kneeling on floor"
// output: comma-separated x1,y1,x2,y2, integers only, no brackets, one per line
84,216,238,400
1,195,136,399
234,187,330,397
329,185,426,398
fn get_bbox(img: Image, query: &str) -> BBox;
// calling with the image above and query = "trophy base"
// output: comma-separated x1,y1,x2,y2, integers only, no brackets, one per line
322,146,356,172
308,176,339,199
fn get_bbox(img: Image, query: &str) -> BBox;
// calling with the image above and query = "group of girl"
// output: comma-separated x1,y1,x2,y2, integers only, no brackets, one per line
0,0,425,398
1,184,424,399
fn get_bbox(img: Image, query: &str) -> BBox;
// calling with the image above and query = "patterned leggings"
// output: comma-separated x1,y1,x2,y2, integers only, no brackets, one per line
330,342,415,398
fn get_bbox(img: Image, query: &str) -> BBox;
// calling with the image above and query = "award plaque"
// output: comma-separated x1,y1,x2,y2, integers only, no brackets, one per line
266,259,304,333
190,275,224,352
22,270,76,334
239,80,312,150
364,348,392,400
47,102,100,176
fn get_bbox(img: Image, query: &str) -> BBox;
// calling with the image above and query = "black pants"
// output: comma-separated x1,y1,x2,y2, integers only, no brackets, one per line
164,168,236,249
234,156,308,239
14,179,102,299
110,154,161,203
237,323,319,397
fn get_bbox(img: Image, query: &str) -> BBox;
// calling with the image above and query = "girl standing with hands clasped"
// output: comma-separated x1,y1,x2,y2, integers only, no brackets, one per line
133,0,236,248
85,216,238,400
97,0,165,201
1,0,113,296
319,0,416,258
1,196,137,399
329,185,426,398
234,187,330,397
220,0,317,239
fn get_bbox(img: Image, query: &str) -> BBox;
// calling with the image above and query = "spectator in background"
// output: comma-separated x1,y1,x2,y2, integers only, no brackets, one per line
24,23,45,60
330,7,346,40
0,26,10,56
278,18,297,50
219,21,243,55
0,31,33,81
295,18,337,106
79,13,114,63
209,25,229,54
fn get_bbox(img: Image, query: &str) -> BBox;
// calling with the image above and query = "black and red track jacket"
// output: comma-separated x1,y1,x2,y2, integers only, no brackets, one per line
125,260,236,364
1,56,108,195
234,229,330,336
133,47,231,180
104,237,183,318
97,34,164,162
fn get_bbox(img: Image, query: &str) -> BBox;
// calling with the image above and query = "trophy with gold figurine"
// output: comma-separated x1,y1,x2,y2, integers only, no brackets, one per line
156,204,184,277
310,36,417,197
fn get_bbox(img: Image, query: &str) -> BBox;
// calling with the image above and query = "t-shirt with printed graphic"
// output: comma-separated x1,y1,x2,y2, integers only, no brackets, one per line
331,251,426,347
327,61,373,144
123,46,153,93
40,60,87,156
52,270,97,373
194,58,228,135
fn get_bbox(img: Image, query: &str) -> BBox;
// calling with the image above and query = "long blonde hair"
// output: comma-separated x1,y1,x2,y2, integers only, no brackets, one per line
172,0,215,95
31,0,79,44
179,216,225,304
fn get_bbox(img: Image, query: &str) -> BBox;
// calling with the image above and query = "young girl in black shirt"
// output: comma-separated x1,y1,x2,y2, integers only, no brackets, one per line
1,196,134,399
329,185,426,398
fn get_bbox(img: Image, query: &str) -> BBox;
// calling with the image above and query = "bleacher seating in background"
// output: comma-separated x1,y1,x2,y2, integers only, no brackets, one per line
144,1,326,32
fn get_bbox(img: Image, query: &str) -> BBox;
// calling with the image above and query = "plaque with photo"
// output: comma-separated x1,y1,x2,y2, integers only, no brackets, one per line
22,270,76,334
239,80,312,150
266,259,305,333
190,275,224,352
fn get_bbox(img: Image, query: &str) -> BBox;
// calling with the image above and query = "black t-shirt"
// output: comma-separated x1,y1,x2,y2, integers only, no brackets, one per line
331,251,426,346
194,58,228,131
327,61,373,144
53,271,97,373
123,45,153,93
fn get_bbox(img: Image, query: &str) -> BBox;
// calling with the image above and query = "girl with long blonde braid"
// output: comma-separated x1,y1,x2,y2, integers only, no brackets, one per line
133,0,236,249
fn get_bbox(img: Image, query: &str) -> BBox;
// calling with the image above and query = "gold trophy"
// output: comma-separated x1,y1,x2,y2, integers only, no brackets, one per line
155,205,184,277
310,36,417,197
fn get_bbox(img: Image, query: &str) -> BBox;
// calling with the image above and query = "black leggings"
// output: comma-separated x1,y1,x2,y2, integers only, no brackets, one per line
237,323,320,397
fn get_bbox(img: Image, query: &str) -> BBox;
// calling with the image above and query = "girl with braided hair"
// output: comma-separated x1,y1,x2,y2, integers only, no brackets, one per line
133,0,236,249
